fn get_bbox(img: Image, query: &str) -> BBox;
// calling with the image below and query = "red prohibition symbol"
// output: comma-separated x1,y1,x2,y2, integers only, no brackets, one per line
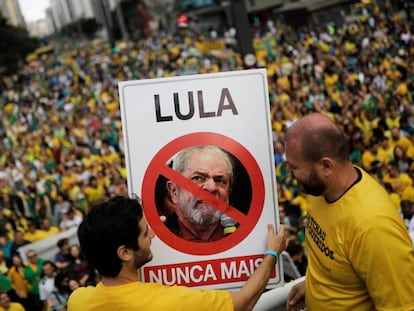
142,132,265,255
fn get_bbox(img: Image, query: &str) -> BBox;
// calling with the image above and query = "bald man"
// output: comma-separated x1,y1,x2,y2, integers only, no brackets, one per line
285,113,414,311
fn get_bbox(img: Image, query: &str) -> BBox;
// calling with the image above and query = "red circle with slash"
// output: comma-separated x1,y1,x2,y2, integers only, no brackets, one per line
142,132,265,255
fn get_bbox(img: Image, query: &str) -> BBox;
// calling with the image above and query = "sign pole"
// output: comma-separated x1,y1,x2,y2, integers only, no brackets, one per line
230,0,256,68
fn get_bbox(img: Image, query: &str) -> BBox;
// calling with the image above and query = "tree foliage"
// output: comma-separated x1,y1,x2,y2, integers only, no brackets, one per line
0,14,39,73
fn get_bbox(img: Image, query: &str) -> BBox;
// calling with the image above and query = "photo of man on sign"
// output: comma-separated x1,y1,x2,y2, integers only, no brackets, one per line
155,145,252,242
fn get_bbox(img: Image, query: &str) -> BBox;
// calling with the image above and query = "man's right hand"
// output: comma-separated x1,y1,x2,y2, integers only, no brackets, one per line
286,280,306,311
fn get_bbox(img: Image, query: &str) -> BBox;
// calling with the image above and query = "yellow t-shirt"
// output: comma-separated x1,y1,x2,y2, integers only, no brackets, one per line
102,152,120,165
324,73,338,95
84,186,106,204
361,150,386,171
385,116,400,130
291,194,308,216
0,302,25,311
41,227,60,239
24,230,46,242
407,145,414,159
388,192,401,210
377,145,393,164
305,168,414,310
402,186,414,202
382,172,412,195
390,135,414,152
61,173,79,192
68,281,233,311
276,75,290,92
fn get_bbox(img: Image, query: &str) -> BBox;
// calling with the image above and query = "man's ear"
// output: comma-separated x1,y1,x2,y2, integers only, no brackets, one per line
117,245,133,262
320,157,334,175
166,181,178,204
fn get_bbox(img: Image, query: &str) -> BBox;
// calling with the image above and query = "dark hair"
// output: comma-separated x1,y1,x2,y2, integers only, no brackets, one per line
54,271,70,293
11,253,25,269
57,238,69,249
77,196,143,278
401,200,412,209
41,260,57,278
301,127,349,163
42,260,57,269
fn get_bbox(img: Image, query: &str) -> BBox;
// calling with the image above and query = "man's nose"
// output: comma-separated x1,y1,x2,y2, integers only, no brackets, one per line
202,178,218,192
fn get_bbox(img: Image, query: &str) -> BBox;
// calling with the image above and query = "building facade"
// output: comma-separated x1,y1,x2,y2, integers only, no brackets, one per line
0,0,25,27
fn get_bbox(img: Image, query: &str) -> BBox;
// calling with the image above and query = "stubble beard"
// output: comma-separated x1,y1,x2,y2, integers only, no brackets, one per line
300,168,326,196
134,250,152,269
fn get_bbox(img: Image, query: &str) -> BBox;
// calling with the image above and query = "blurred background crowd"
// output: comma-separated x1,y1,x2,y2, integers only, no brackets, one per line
0,0,413,310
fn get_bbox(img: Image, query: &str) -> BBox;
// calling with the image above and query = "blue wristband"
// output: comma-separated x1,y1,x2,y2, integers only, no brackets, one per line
264,250,279,260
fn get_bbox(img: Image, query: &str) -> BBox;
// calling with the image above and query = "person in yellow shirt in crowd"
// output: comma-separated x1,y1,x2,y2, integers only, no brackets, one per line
100,141,121,166
324,67,339,97
8,254,30,310
382,164,412,196
83,176,107,208
354,110,380,146
23,223,45,243
361,137,388,172
270,105,286,136
377,135,394,164
276,71,291,93
383,182,402,210
80,147,101,170
390,127,414,151
290,192,308,217
0,291,25,311
39,218,60,239
277,182,293,207
60,166,79,193
385,106,400,130
402,181,414,203
0,252,8,276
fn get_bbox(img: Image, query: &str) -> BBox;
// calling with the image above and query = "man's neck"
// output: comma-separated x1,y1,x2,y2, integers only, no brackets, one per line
325,165,360,203
101,269,139,287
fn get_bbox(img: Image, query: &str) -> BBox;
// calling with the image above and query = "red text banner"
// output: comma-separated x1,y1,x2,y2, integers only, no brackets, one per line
143,254,277,287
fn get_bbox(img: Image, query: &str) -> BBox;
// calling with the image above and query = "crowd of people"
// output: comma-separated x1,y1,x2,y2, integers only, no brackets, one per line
0,0,413,309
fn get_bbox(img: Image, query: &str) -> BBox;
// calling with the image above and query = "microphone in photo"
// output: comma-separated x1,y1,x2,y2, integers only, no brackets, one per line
221,213,237,236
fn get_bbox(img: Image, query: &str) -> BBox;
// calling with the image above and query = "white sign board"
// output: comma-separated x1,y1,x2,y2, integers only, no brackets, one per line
119,69,281,290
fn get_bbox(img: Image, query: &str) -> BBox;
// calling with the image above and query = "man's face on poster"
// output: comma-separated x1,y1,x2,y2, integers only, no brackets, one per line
168,148,231,226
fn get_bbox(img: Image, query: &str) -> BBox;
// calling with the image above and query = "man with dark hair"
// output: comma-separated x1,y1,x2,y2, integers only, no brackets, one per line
285,113,414,310
68,196,287,310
